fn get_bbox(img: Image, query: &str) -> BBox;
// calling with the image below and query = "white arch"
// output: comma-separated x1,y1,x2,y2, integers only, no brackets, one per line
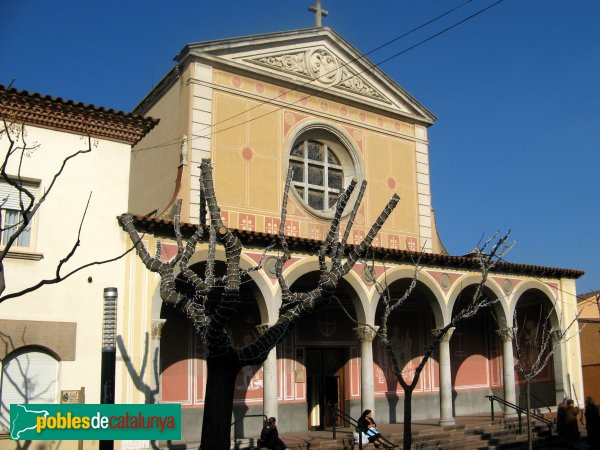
446,274,509,326
509,279,566,405
273,255,371,323
150,245,275,324
372,266,446,328
508,280,560,324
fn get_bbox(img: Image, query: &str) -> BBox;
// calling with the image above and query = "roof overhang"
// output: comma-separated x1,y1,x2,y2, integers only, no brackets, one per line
123,215,585,280
1,85,158,145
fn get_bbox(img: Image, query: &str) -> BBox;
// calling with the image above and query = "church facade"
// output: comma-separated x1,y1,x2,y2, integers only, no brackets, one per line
122,28,584,442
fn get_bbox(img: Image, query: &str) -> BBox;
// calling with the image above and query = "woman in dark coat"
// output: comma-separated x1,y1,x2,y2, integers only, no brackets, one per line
260,417,287,450
584,396,600,447
564,399,581,447
357,409,392,449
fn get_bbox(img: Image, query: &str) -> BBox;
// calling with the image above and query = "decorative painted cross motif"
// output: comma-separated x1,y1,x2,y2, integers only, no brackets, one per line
308,0,328,27
239,214,254,231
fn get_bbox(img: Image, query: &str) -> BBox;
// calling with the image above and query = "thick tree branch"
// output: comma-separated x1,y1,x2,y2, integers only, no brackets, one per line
0,121,136,302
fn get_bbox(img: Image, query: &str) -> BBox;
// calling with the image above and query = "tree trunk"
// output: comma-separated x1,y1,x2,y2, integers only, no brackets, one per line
199,349,241,450
403,387,414,450
526,378,532,450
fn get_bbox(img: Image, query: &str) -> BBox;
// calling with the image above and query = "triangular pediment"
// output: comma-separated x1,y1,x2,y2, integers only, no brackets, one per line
176,28,436,124
246,47,392,105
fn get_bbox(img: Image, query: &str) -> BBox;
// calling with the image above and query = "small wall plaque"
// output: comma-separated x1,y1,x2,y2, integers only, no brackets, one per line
60,387,85,404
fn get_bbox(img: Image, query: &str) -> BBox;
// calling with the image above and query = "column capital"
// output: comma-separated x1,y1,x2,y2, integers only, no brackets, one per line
151,319,167,339
432,327,455,342
354,325,379,342
256,323,273,335
496,327,516,343
551,328,563,342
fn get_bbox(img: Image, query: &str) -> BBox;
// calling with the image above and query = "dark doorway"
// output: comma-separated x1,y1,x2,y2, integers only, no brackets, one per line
306,348,346,429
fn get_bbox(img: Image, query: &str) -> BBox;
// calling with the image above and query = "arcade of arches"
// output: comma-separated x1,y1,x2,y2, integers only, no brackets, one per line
148,249,577,437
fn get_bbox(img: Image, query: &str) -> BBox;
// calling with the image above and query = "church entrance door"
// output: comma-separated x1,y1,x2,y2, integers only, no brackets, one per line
306,347,346,429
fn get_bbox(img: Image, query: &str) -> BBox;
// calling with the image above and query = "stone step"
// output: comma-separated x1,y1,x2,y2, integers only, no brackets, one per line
230,415,567,450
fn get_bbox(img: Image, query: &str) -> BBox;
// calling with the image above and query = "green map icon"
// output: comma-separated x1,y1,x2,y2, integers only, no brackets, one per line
10,404,49,439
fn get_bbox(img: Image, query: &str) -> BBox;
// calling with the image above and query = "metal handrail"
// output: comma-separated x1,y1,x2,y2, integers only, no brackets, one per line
485,395,553,436
529,392,552,414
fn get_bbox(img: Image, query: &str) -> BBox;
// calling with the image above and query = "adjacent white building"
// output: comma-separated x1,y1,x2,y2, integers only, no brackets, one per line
0,86,157,447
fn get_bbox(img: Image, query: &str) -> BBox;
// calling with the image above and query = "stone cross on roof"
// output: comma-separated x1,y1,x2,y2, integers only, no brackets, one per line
308,0,328,27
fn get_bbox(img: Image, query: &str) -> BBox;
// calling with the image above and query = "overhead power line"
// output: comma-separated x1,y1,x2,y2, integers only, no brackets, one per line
134,0,504,153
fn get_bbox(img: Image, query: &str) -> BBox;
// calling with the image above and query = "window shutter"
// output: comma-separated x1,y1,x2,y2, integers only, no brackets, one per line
0,350,58,409
0,179,38,210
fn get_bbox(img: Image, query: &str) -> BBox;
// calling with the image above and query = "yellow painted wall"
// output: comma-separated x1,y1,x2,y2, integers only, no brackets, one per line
209,69,420,250
129,65,193,220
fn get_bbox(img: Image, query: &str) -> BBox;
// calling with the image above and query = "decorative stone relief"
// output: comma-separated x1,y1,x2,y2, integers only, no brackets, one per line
496,327,516,343
256,324,272,335
361,263,376,285
502,278,513,295
263,256,279,278
439,273,451,290
256,52,308,77
247,47,391,103
432,327,455,342
551,329,563,342
307,49,340,84
338,67,387,102
151,319,166,340
354,325,379,342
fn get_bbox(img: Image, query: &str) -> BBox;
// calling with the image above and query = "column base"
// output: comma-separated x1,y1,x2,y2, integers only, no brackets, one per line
439,418,455,426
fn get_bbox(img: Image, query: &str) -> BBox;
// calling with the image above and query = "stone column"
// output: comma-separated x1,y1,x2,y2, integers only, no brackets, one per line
433,327,455,426
354,325,379,413
496,327,517,416
257,324,278,419
151,319,166,402
551,329,567,404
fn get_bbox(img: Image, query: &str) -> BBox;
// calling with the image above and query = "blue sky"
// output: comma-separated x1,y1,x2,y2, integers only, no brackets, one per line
2,0,598,296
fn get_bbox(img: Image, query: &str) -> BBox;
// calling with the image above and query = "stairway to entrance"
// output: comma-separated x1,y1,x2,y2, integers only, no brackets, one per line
228,414,581,450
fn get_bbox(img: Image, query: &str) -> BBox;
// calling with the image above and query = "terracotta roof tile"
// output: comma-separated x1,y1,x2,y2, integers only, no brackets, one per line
126,215,585,280
0,85,158,145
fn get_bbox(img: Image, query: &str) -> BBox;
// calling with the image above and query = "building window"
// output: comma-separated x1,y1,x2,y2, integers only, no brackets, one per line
0,348,58,428
0,179,38,248
288,128,360,218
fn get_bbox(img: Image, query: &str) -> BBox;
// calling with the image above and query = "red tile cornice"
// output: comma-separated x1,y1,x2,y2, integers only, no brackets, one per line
1,85,158,145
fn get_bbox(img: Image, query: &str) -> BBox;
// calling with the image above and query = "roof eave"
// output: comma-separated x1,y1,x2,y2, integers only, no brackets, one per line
123,215,585,280
1,85,158,145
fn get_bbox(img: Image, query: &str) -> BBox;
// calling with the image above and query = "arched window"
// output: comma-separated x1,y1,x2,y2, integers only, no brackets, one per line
288,127,361,218
0,348,58,428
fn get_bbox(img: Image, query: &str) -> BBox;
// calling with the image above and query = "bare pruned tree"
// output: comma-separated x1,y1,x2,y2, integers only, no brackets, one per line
0,112,134,303
509,296,581,450
374,232,514,450
119,158,400,450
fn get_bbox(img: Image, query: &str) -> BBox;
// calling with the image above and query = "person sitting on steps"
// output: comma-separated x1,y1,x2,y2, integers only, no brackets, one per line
259,416,287,450
357,409,393,449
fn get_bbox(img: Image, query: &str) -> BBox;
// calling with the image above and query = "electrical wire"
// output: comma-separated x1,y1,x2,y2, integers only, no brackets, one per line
133,0,504,153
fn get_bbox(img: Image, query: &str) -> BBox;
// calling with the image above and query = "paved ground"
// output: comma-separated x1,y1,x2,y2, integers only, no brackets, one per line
269,415,497,449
